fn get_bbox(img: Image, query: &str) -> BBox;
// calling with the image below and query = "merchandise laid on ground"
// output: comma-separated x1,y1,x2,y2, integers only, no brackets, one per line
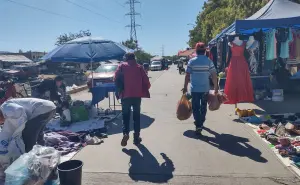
0,98,119,185
238,109,300,176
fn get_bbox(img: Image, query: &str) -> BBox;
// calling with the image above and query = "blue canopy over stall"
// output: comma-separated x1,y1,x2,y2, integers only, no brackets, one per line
209,0,300,44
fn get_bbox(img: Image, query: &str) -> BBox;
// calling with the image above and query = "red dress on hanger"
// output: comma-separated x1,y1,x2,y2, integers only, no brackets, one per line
224,42,254,104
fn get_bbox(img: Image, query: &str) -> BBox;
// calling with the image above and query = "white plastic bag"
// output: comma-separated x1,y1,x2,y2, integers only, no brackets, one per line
5,145,60,185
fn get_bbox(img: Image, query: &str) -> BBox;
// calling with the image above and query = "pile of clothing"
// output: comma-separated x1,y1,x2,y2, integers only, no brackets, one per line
44,131,105,155
255,113,300,168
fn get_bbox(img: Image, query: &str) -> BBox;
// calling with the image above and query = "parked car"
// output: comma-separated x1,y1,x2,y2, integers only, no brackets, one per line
150,61,162,71
87,63,119,88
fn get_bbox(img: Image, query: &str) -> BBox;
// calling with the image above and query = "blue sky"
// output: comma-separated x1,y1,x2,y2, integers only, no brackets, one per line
0,0,204,56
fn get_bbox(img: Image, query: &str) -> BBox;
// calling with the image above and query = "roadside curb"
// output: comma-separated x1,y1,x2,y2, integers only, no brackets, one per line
67,85,88,94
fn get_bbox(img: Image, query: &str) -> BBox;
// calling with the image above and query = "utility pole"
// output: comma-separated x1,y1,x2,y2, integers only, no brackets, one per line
125,0,141,50
161,45,165,57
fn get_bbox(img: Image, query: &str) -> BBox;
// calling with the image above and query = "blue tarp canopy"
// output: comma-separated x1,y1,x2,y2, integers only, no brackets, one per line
209,0,300,44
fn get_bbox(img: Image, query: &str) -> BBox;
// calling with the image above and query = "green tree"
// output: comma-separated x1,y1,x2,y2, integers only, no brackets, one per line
56,30,92,46
135,49,153,64
121,39,152,63
188,0,300,47
121,39,138,50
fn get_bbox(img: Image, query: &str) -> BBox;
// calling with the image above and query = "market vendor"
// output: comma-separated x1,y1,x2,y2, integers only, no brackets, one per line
33,76,66,104
0,98,56,169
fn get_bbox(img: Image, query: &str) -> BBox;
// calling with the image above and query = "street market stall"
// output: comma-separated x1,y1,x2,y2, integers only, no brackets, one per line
42,36,131,120
0,37,132,184
208,0,300,95
207,0,300,176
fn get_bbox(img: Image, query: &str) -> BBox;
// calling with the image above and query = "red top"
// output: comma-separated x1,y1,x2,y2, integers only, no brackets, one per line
114,62,151,99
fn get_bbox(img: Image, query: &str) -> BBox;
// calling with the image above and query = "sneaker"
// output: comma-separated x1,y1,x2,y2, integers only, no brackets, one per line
133,137,142,145
121,135,129,147
195,127,203,136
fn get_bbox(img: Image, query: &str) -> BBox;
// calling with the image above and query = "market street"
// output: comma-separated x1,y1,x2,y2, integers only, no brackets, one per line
72,65,300,185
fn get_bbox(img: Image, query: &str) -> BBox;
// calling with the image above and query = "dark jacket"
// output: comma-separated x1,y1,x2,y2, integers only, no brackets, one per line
36,79,66,103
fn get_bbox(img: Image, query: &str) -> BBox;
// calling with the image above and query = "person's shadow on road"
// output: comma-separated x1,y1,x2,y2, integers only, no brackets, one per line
183,128,268,163
122,144,175,183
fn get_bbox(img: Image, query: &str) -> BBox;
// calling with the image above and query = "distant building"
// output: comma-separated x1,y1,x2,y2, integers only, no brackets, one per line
0,54,33,68
23,51,47,62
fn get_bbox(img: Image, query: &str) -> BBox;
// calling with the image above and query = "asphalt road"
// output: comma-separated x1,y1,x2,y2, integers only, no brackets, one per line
72,66,300,185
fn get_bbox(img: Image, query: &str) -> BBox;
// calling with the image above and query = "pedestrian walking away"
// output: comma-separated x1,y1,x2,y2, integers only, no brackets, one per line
114,52,151,147
183,42,219,136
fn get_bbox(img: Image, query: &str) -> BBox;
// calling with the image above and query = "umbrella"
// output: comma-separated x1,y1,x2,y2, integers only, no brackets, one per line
42,37,132,63
41,37,132,87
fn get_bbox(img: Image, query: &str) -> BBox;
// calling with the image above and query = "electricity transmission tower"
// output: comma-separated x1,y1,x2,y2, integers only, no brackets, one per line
125,0,141,47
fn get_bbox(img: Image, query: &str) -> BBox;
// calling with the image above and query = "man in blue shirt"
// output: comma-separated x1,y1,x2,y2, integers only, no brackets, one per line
183,42,219,135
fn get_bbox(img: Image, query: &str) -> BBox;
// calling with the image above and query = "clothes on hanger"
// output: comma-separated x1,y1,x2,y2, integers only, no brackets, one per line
276,28,289,43
256,30,265,74
280,28,293,59
289,31,297,59
210,46,218,71
224,42,254,104
266,29,277,60
296,31,300,60
247,40,260,74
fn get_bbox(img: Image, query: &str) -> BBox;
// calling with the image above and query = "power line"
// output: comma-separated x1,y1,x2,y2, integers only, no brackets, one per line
64,0,121,23
113,0,125,8
3,0,90,24
81,0,105,11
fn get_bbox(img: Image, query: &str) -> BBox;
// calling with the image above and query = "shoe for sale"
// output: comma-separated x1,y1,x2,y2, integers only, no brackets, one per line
133,137,142,145
121,135,129,147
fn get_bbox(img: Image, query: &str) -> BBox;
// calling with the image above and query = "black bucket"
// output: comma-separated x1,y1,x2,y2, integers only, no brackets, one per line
58,160,83,185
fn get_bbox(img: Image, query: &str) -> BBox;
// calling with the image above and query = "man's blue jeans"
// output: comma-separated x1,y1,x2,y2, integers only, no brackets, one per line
191,92,208,128
121,98,142,137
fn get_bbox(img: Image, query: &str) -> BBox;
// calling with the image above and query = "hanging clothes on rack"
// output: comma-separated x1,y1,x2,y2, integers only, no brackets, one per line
217,41,223,68
247,40,260,74
279,28,293,59
254,30,264,74
266,29,277,60
296,31,300,60
289,31,297,59
210,46,218,72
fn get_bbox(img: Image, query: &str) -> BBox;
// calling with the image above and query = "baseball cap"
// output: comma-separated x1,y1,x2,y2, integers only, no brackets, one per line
195,42,206,51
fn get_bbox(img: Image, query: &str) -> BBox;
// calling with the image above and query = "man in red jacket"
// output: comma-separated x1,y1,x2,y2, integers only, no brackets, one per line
114,53,151,146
